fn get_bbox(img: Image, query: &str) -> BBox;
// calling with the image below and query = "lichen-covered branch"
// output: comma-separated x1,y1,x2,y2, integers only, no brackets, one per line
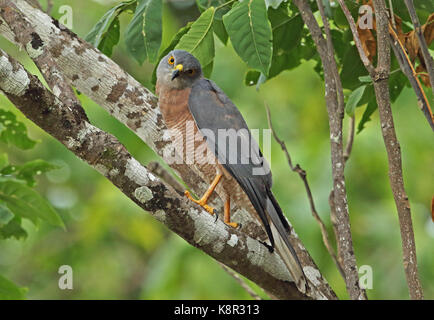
0,0,337,299
0,48,337,300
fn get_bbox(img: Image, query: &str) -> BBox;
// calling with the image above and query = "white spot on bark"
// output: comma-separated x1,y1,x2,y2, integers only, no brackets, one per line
94,164,108,176
26,41,44,59
154,209,166,223
0,55,30,96
303,265,322,286
191,207,228,254
227,234,238,247
246,237,292,282
134,186,153,203
125,158,149,186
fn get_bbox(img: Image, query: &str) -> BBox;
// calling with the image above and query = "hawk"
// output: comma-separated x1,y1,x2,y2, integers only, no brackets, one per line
156,50,306,292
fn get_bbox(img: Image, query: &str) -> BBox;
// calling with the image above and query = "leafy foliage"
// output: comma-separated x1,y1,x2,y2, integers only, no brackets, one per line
0,109,37,150
125,0,163,64
0,107,64,297
0,274,27,300
223,0,273,76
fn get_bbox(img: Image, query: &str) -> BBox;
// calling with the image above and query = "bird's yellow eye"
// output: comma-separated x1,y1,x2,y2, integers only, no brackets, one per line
187,69,195,76
168,56,175,65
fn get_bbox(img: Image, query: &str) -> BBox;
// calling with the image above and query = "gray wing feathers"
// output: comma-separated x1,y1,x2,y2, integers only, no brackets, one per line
188,78,306,291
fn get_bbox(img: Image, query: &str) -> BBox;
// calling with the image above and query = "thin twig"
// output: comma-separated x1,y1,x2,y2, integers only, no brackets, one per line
372,0,424,300
388,23,434,129
46,0,53,15
218,262,262,300
336,0,375,74
265,103,346,280
403,0,434,93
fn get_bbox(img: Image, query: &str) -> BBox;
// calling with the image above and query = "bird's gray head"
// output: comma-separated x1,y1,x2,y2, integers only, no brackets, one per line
156,50,202,89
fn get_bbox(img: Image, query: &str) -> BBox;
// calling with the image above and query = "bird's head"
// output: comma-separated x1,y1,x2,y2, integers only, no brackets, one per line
156,50,202,89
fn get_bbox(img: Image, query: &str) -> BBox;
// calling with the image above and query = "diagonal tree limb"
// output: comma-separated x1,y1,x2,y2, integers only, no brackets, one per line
293,0,365,300
0,48,334,300
0,0,337,299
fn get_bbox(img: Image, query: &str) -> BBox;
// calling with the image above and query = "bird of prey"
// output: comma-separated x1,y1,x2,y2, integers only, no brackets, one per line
156,50,306,292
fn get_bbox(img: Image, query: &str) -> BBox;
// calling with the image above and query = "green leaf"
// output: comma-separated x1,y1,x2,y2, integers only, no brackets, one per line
202,61,214,78
213,19,228,45
266,0,286,9
340,45,369,90
346,85,367,116
358,75,372,83
0,216,27,240
0,274,27,300
1,159,60,187
0,109,37,150
125,0,163,64
245,70,261,86
98,16,120,57
0,178,64,228
223,0,273,76
0,203,13,226
0,153,8,169
357,100,377,133
196,0,231,20
176,7,215,69
85,1,133,46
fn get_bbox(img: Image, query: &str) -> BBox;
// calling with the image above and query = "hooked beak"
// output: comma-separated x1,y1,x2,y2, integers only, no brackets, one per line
171,64,183,80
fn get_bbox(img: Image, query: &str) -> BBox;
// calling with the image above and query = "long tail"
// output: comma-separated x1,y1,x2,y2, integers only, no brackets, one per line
265,188,307,293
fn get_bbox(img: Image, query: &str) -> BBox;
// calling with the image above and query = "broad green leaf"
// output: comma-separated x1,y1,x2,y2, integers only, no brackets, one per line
196,0,231,20
0,216,27,240
266,0,286,9
0,153,7,169
346,85,367,116
245,70,261,86
340,45,369,90
213,19,228,45
223,0,273,76
176,7,215,69
1,159,60,187
0,179,64,228
85,1,134,47
98,16,120,57
359,75,372,83
202,61,213,78
0,274,27,300
0,203,13,226
357,100,377,133
0,109,36,150
125,0,163,64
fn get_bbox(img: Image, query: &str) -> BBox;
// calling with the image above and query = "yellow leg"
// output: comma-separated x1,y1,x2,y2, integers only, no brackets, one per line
185,173,222,215
224,197,238,228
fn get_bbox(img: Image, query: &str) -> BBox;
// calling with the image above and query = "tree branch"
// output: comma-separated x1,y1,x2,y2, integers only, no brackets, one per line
0,48,322,300
370,0,424,300
0,0,337,299
403,0,434,93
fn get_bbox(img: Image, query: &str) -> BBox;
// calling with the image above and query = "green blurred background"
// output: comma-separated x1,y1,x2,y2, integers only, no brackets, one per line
0,0,432,299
